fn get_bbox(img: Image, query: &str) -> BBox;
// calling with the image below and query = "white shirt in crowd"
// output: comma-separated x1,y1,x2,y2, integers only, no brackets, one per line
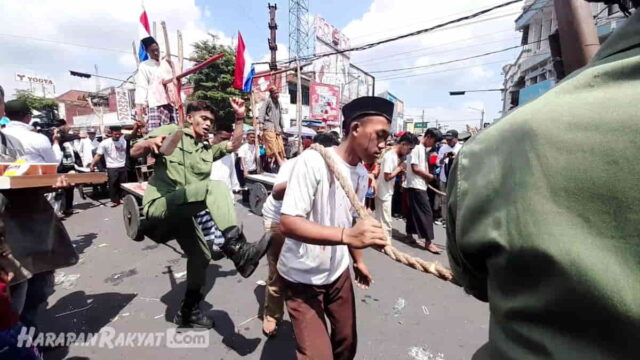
262,158,298,224
134,59,171,108
97,137,127,169
278,147,367,286
210,153,240,195
238,142,257,172
2,121,62,164
438,142,463,183
376,149,400,201
77,137,95,167
405,143,428,191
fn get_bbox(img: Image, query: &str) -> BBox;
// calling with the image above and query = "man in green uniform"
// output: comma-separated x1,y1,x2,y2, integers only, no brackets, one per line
446,4,640,359
131,98,269,328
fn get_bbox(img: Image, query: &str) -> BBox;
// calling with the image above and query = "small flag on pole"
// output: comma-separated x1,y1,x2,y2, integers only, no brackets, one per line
138,7,152,61
233,32,255,92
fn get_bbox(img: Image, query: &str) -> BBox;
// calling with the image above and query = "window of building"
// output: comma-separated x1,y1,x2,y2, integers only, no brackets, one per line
537,21,544,50
608,4,620,15
521,25,530,46
288,83,310,106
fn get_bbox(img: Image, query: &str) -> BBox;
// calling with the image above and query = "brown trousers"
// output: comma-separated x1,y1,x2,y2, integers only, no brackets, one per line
283,270,357,360
263,221,286,320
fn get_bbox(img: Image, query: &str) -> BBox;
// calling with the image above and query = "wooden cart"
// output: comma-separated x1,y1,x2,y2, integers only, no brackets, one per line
244,172,276,216
121,182,149,242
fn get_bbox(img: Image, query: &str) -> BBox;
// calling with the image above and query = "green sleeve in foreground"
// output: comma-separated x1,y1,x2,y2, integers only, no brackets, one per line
446,150,488,302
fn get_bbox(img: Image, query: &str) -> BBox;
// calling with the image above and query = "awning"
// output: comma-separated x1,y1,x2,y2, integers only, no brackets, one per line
525,67,547,80
515,0,551,30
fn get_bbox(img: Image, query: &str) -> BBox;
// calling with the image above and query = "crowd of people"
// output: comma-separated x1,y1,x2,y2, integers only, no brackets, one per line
1,6,639,358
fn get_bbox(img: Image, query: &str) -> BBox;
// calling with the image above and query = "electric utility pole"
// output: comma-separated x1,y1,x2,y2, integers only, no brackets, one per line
268,3,278,71
554,0,600,75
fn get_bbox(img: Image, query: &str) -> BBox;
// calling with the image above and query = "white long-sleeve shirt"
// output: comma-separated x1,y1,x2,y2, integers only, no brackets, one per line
134,59,171,108
77,138,95,167
2,121,62,164
210,153,240,195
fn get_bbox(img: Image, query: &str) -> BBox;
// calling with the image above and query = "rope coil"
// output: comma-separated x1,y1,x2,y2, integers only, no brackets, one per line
310,144,456,283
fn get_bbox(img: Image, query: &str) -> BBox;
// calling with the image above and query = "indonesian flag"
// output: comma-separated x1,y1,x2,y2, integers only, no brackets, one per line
138,7,152,62
232,32,255,92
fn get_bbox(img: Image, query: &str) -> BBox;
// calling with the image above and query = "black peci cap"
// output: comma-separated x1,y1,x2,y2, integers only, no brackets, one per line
141,36,158,50
444,129,459,139
342,96,394,123
4,99,31,119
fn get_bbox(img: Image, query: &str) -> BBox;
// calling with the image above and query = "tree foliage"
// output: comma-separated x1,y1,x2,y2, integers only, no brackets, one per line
15,90,59,123
189,34,250,125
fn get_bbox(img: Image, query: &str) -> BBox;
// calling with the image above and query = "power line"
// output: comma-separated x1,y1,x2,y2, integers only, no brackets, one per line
378,51,551,81
288,10,523,67
377,59,512,81
346,0,525,43
278,0,524,65
354,30,520,66
0,32,130,55
369,38,547,74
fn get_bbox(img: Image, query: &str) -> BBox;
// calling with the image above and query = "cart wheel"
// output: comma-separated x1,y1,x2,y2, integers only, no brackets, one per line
248,183,268,216
123,195,144,241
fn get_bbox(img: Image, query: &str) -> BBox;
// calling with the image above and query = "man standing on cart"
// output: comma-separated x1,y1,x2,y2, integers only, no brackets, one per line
130,98,269,328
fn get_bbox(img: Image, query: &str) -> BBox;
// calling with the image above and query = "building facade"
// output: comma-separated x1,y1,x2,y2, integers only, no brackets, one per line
502,0,632,114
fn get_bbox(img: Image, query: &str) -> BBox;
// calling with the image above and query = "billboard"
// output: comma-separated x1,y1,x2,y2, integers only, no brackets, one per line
314,16,351,54
310,82,340,123
115,88,132,123
15,73,54,86
312,16,373,106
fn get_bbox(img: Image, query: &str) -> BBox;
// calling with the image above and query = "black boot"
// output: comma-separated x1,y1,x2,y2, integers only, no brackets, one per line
220,226,270,278
174,289,214,329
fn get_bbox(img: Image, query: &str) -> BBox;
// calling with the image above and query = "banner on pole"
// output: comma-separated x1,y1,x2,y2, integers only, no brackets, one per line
310,82,340,124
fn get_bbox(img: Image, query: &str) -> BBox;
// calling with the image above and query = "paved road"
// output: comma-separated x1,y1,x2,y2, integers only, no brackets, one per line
39,191,488,360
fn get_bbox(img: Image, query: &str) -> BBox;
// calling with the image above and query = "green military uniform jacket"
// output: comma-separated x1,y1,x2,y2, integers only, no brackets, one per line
142,125,229,208
446,12,640,360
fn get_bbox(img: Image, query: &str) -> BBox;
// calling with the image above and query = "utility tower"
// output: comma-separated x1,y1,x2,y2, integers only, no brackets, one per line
288,0,311,61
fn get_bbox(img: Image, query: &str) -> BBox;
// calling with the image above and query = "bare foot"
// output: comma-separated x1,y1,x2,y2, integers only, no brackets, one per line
262,316,278,337
425,243,442,254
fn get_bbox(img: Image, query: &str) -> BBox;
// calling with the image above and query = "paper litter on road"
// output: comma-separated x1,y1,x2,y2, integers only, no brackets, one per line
174,271,187,279
408,346,445,360
154,314,164,319
256,280,267,286
98,243,109,248
55,304,93,317
138,297,160,302
422,305,430,316
393,297,406,317
55,273,80,289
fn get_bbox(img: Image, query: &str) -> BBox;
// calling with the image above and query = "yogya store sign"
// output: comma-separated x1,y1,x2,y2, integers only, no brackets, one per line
15,73,55,86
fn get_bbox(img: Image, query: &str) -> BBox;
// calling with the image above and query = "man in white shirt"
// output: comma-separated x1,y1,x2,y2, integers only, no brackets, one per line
238,131,258,177
260,133,340,337
2,100,62,164
437,129,463,224
89,126,128,207
134,36,175,132
76,130,94,168
279,97,390,359
375,133,417,243
210,125,240,193
405,128,441,254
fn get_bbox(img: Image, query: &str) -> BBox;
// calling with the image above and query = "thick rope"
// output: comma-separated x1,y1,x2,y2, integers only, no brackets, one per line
310,144,456,283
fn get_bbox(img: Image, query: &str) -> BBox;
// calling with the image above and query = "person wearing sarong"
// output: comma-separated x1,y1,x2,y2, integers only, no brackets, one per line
405,128,441,254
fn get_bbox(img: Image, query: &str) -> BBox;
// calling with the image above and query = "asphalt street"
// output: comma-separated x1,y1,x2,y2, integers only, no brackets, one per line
39,190,489,360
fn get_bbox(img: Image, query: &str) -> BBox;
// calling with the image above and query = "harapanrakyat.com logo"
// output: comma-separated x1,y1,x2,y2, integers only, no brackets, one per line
16,326,210,349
